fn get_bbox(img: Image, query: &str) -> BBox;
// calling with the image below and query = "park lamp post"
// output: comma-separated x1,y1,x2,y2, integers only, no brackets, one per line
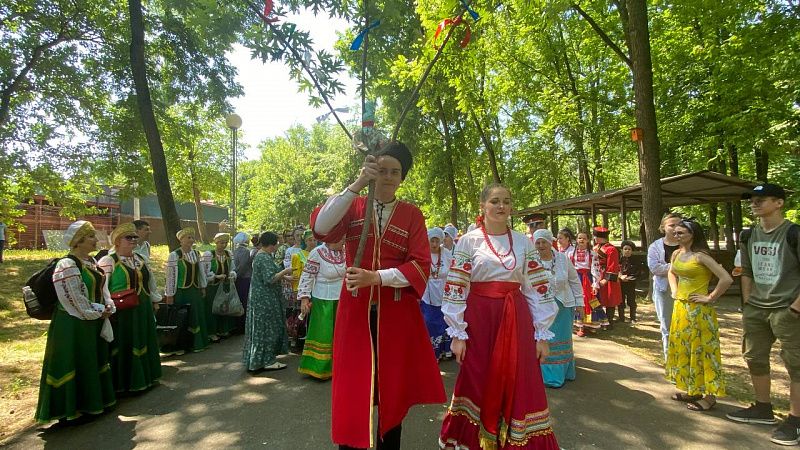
225,113,242,236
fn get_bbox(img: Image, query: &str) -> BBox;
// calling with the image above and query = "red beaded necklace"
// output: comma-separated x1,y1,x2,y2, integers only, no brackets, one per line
481,225,517,271
431,251,442,278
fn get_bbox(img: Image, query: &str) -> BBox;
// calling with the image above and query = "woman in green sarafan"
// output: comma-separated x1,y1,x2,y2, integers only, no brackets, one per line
243,232,293,372
97,222,162,393
36,220,116,423
202,233,238,340
164,227,209,354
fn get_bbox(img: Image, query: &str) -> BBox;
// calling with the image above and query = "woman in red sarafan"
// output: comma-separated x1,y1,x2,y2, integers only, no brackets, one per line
311,141,446,450
439,183,560,450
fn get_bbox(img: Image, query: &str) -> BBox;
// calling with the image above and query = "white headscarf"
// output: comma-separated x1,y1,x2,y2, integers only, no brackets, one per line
427,227,445,241
443,225,458,240
533,229,555,243
233,232,249,245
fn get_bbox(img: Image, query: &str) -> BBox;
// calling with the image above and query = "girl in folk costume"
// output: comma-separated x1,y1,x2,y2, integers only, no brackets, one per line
297,238,346,379
532,229,584,388
443,224,458,252
571,232,604,335
164,227,209,354
591,226,622,328
98,223,162,393
36,221,116,423
440,184,559,450
202,233,237,340
420,227,455,360
311,142,445,450
243,232,293,372
666,220,732,412
289,230,316,350
557,227,576,260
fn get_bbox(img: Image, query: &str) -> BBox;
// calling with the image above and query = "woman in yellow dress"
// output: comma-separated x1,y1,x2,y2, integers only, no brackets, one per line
666,219,733,411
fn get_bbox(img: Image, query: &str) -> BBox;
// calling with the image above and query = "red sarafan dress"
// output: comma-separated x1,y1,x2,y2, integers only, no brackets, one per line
592,242,622,308
311,195,446,449
440,227,560,450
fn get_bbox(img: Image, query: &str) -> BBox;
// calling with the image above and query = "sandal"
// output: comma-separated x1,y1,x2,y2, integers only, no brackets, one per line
264,362,287,371
672,392,702,402
687,397,716,411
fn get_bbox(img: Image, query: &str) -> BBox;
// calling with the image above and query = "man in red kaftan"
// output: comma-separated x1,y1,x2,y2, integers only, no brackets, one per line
311,142,446,449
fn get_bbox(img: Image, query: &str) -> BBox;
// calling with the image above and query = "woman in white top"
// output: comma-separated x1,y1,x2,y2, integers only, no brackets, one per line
296,239,345,380
36,221,116,423
533,229,584,388
420,227,455,360
439,184,559,450
557,227,576,260
646,213,683,360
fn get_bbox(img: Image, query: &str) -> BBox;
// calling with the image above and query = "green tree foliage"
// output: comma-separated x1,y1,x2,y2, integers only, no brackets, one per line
239,123,358,231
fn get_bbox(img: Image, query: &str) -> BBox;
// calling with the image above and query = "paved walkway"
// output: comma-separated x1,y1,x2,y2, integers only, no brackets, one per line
4,335,786,449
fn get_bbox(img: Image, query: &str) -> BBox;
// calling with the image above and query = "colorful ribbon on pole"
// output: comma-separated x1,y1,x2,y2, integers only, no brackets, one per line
433,16,471,49
263,0,279,23
350,20,381,51
460,0,480,22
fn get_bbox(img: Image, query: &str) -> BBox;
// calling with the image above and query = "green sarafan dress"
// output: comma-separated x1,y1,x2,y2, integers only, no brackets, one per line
35,257,116,423
165,248,209,353
102,253,162,392
243,252,289,371
203,250,237,337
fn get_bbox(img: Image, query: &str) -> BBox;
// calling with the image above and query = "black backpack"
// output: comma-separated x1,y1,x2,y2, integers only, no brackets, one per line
22,255,82,320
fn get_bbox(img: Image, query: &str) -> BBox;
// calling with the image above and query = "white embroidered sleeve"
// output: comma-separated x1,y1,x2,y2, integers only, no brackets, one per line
165,251,178,297
524,247,557,341
196,251,208,288
566,256,584,307
591,249,602,289
442,246,472,340
298,254,320,300
314,189,358,235
201,251,214,279
52,258,102,320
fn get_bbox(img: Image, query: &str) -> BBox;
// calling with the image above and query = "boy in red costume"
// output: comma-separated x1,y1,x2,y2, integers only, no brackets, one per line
592,226,623,326
312,142,446,449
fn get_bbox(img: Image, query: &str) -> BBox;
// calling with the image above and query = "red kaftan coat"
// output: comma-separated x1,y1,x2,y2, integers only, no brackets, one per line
593,242,622,308
311,196,446,448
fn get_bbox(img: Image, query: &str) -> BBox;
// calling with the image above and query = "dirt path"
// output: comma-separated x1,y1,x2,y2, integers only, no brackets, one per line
2,333,787,449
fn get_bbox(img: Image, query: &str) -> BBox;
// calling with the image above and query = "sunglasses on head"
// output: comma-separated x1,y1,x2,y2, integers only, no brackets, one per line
123,235,139,241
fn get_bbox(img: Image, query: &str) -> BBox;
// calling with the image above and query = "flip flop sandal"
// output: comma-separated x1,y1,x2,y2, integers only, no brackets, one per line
687,398,716,411
672,393,702,402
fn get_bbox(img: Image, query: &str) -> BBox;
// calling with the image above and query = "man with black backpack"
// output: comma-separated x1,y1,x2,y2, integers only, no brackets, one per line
726,183,800,446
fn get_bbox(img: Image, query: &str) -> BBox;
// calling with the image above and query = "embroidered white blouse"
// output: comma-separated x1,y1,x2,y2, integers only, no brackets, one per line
534,251,583,309
283,246,302,270
559,243,576,262
165,248,207,297
297,245,346,301
441,229,558,342
98,251,162,303
201,250,237,282
52,256,115,341
570,246,595,271
421,248,454,307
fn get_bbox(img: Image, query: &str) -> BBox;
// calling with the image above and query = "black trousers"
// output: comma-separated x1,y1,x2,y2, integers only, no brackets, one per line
0,239,4,263
339,307,402,450
618,281,637,320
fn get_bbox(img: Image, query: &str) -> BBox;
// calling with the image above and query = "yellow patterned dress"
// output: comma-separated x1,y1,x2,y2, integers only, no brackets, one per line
665,253,726,396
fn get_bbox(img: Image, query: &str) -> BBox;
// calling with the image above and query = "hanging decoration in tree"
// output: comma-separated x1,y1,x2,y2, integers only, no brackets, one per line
460,0,480,22
350,20,381,51
262,0,279,23
433,16,472,49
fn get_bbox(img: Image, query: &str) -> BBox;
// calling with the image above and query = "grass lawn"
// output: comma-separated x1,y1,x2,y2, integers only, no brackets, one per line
0,247,792,443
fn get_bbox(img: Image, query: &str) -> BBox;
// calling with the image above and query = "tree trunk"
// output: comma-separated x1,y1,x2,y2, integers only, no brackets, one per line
187,147,208,244
727,144,743,242
625,0,663,247
437,97,460,227
471,112,502,184
754,146,769,182
128,0,182,250
709,203,720,251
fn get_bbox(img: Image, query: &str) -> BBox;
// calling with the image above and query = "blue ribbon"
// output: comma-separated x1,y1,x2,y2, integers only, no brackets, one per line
460,0,480,21
350,20,381,51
